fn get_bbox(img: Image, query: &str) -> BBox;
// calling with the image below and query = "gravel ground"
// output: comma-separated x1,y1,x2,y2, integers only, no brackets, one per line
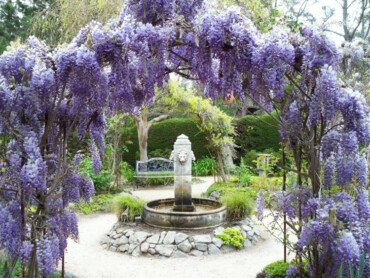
63,177,292,278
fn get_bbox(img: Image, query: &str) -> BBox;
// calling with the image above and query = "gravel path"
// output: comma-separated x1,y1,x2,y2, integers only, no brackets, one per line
63,177,291,278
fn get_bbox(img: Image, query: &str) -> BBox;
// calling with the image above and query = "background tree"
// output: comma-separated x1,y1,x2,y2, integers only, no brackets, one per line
105,114,134,189
0,0,53,54
160,81,236,182
277,0,370,42
132,89,174,161
29,0,124,47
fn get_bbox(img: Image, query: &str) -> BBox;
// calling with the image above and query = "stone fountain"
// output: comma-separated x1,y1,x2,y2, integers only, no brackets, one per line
143,134,226,229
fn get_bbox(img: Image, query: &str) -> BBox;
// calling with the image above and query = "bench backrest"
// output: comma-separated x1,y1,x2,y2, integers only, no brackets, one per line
135,157,174,175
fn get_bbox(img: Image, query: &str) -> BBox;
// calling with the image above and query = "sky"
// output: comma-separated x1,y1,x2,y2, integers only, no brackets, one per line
276,0,369,46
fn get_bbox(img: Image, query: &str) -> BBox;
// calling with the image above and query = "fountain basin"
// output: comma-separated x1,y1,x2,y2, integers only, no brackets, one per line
143,198,226,229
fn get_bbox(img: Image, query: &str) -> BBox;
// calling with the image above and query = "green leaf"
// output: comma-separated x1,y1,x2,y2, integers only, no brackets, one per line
359,252,365,278
349,263,355,278
338,264,343,278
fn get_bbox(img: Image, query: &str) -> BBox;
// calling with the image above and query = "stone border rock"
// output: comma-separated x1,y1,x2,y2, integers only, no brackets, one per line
100,218,262,258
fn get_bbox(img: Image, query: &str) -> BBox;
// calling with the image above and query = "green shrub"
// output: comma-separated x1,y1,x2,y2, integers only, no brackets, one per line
242,149,259,169
262,260,291,278
148,148,172,159
216,228,246,248
221,191,255,220
110,195,146,222
120,161,135,183
233,113,280,161
0,257,21,277
123,118,211,166
70,194,114,215
79,158,112,192
192,156,217,176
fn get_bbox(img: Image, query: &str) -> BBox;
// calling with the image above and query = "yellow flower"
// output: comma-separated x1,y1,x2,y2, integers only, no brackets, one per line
1,167,5,172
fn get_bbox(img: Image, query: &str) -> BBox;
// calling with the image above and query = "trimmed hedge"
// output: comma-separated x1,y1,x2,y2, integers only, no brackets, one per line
123,118,211,166
233,113,280,160
123,114,280,166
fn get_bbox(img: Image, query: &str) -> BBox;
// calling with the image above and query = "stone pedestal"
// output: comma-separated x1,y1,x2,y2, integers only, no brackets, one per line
170,134,195,212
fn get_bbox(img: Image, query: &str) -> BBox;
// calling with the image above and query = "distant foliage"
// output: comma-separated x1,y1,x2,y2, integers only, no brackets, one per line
124,118,210,166
233,113,280,160
70,194,113,215
192,157,217,176
79,158,112,192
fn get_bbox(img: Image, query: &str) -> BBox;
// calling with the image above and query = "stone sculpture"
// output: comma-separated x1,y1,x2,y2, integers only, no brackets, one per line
170,134,195,211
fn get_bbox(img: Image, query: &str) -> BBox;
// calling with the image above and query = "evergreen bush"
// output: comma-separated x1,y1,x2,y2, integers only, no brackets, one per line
123,118,211,165
233,113,280,160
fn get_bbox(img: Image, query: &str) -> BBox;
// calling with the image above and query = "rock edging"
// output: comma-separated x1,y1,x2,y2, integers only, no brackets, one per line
100,218,262,258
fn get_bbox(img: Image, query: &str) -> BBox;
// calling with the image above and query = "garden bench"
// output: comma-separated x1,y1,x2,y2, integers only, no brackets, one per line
133,157,174,189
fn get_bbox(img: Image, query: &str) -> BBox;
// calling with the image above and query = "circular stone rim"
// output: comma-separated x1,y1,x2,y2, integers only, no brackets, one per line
143,198,226,216
143,198,227,229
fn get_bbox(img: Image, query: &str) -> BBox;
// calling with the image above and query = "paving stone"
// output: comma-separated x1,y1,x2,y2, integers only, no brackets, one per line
241,225,252,232
128,243,139,254
100,236,110,245
118,244,129,252
117,236,129,246
163,231,176,245
155,245,175,257
195,243,208,252
214,227,225,236
149,244,156,248
141,242,150,253
109,246,117,252
132,245,141,257
159,231,167,244
241,230,247,238
178,240,192,253
193,235,212,243
190,250,204,257
175,233,188,244
101,243,107,249
221,245,236,253
116,227,126,234
135,231,150,243
112,233,122,239
125,229,134,237
208,244,221,255
232,226,241,231
146,234,160,244
253,228,261,237
244,239,252,247
248,230,254,237
148,248,157,255
129,234,138,244
109,231,117,238
173,250,189,258
212,237,223,248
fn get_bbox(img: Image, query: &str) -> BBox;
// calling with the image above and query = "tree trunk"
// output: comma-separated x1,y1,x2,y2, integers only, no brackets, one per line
134,110,172,162
135,113,149,161
138,129,148,161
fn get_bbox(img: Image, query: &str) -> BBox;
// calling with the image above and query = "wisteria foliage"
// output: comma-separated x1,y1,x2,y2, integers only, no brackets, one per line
0,0,369,276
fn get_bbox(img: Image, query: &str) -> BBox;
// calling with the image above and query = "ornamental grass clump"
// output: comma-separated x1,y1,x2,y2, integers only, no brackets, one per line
221,191,254,220
110,195,145,222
